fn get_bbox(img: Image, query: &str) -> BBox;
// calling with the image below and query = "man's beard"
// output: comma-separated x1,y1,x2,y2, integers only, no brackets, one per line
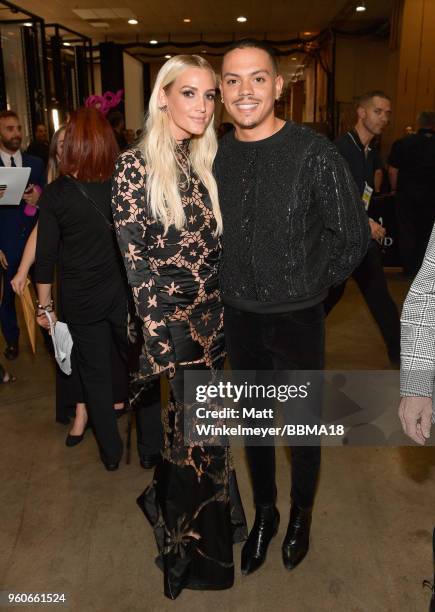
1,137,21,151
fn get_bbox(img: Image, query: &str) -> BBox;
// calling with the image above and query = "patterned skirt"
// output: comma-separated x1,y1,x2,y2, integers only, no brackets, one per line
137,362,247,600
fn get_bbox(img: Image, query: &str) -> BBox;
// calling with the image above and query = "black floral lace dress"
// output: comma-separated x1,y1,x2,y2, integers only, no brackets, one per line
112,143,247,600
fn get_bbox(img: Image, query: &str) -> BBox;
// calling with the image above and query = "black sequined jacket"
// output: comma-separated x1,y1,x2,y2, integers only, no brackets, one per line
214,121,371,311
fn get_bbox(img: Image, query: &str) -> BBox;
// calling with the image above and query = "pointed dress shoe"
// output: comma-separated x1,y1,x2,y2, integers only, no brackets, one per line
65,422,91,447
65,433,85,447
282,504,312,570
241,504,280,575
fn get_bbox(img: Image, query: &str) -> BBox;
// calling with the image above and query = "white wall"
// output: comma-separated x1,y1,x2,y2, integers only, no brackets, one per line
123,53,144,131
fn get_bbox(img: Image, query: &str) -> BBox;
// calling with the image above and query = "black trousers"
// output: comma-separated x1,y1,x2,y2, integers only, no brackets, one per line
396,191,435,275
324,241,401,358
135,377,163,458
68,299,127,463
224,304,324,509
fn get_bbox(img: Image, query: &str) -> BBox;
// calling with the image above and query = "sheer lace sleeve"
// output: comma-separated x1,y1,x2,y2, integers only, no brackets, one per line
112,149,176,378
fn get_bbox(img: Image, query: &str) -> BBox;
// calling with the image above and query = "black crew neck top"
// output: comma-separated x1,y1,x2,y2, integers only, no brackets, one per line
35,175,126,324
214,120,371,313
334,129,383,197
388,129,435,193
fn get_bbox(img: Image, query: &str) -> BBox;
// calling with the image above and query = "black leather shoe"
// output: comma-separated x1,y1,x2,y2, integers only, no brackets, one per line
102,460,119,471
4,344,18,360
241,505,279,575
65,421,90,446
65,433,84,447
140,453,161,469
282,504,312,570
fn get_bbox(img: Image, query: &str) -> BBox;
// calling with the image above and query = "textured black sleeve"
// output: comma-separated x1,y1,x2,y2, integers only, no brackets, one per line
310,139,371,285
34,187,60,284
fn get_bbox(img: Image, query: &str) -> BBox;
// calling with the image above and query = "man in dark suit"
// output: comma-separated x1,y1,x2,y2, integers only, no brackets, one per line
0,110,45,359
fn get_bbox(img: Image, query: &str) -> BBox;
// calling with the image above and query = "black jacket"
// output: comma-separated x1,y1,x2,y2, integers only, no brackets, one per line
214,121,371,312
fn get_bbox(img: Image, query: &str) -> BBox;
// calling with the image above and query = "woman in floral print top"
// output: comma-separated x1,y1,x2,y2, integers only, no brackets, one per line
112,141,224,378
112,55,246,600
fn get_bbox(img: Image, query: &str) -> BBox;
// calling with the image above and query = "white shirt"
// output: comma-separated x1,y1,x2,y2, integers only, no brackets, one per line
0,149,23,167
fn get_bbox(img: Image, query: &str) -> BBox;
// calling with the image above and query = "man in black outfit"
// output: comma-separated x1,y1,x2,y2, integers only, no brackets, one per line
388,111,435,276
215,40,370,576
324,91,401,365
26,123,49,168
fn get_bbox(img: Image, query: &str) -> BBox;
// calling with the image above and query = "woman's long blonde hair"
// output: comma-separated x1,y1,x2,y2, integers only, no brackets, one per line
139,55,222,235
47,125,66,184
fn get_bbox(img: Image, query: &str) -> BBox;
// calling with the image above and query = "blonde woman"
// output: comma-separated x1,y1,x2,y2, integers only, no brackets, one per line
112,55,247,599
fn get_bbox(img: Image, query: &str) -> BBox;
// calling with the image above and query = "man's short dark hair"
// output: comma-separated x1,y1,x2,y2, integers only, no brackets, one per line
223,39,279,74
0,110,18,121
356,91,391,108
417,111,435,129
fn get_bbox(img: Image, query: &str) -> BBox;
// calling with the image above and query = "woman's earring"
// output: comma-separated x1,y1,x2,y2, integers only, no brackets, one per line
221,98,224,104
159,105,167,112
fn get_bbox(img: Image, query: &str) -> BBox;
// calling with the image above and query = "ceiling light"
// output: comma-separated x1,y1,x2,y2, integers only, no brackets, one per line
63,42,71,46
128,19,138,25
23,22,32,27
303,31,312,35
291,56,297,60
356,1,366,11
201,49,207,53
149,39,158,44
165,54,172,59
237,16,247,23
183,18,191,23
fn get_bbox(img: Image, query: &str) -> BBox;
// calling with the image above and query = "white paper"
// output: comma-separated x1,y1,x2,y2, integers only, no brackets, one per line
0,167,32,205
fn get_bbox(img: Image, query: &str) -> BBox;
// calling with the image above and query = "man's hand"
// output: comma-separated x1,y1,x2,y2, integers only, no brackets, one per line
0,250,8,270
369,218,386,242
23,185,41,207
398,396,433,445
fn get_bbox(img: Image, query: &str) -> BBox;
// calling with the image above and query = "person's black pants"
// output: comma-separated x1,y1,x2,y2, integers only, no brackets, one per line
224,304,324,510
135,377,163,457
324,241,401,358
68,299,127,463
396,191,435,275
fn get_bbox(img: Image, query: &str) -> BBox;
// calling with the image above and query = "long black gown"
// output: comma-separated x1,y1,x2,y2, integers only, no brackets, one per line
112,143,247,599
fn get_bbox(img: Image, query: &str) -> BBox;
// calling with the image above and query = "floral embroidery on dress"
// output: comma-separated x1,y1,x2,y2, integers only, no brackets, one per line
112,144,246,600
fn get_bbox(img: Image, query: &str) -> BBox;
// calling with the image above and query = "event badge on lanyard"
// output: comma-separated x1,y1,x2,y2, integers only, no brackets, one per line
362,182,373,211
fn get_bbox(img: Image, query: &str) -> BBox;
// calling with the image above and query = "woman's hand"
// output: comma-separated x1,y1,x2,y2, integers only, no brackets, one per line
11,269,27,295
36,310,57,331
23,184,41,207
